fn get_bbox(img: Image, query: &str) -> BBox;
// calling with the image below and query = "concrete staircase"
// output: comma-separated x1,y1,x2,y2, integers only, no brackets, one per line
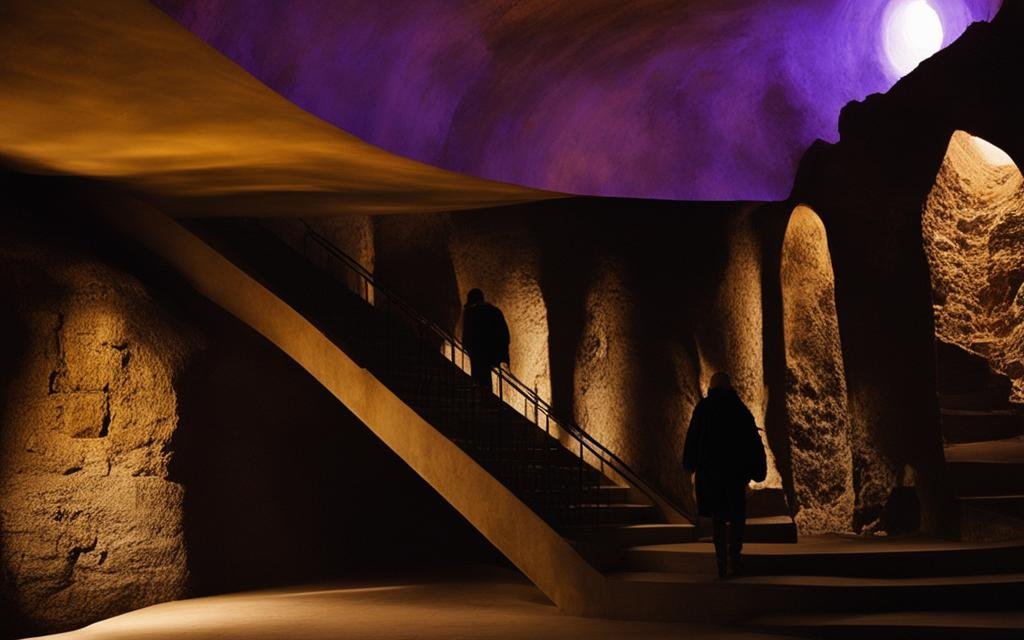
184,218,701,546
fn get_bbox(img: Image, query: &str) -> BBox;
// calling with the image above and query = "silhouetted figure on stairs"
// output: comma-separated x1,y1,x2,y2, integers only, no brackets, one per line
461,288,510,392
682,372,767,578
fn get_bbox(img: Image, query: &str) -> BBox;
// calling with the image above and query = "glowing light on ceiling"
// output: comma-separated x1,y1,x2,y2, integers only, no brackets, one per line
971,135,1016,166
884,0,945,77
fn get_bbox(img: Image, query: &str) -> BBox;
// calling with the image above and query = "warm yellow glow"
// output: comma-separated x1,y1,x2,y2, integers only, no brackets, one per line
971,136,1015,167
0,0,555,216
780,205,855,532
923,131,1024,403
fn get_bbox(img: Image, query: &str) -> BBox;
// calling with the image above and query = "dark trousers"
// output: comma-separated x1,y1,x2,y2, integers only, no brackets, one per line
711,507,746,572
470,358,494,391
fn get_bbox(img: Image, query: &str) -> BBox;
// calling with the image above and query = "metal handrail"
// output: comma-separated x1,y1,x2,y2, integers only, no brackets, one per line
275,218,688,521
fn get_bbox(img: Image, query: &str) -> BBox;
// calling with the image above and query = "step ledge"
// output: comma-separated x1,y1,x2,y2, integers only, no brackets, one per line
609,571,1024,587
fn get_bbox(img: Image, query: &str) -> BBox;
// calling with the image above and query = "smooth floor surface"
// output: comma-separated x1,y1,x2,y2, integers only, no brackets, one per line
27,568,801,640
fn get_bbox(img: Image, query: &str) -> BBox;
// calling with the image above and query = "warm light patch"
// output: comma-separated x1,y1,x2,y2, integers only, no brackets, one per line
923,131,1024,403
781,205,855,533
971,135,1016,166
884,0,944,77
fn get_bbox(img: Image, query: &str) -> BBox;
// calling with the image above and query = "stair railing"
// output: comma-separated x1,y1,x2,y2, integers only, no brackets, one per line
260,218,689,526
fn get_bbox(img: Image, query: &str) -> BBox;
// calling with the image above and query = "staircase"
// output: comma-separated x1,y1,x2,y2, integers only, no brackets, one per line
937,341,1024,541
185,218,703,558
96,200,1024,627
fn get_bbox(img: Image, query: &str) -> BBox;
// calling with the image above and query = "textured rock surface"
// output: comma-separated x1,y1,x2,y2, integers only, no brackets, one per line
923,131,1024,404
696,211,782,492
780,206,854,532
448,215,551,400
0,193,500,635
366,202,787,520
786,6,1024,534
0,226,194,633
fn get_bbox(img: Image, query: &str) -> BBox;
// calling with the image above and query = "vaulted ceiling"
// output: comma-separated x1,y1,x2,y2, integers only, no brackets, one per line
156,0,1002,200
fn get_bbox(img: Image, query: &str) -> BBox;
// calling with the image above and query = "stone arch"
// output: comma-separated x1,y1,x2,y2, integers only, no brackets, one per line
780,204,854,532
923,131,1024,408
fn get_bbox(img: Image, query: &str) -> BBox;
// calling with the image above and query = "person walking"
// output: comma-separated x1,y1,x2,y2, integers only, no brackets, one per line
682,372,767,578
461,288,510,392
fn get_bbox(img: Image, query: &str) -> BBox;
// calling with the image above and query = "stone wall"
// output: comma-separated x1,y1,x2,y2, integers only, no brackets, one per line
0,222,194,634
780,205,854,532
0,189,495,636
923,131,1024,404
357,200,791,520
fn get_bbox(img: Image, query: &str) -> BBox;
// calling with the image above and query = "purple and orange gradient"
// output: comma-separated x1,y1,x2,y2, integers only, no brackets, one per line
155,0,1002,201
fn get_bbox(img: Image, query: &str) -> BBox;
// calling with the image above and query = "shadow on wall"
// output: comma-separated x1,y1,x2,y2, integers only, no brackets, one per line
168,293,498,595
0,239,31,639
373,215,462,337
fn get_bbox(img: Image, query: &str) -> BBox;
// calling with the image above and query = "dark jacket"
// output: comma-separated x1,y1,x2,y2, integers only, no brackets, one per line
462,302,510,366
682,388,766,516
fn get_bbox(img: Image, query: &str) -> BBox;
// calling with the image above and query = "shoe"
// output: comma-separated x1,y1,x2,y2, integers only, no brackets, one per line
729,555,744,577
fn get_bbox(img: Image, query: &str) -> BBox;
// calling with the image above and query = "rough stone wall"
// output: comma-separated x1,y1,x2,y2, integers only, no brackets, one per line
787,6,1024,535
371,202,788,519
780,205,854,532
696,210,782,491
0,191,499,635
447,215,552,400
923,131,1024,404
0,228,194,633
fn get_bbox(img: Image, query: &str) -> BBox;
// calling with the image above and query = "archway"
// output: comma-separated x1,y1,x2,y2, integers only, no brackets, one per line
780,205,854,532
923,131,1024,415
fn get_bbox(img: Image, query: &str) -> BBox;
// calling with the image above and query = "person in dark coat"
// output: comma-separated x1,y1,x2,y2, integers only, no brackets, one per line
461,288,510,391
682,372,766,578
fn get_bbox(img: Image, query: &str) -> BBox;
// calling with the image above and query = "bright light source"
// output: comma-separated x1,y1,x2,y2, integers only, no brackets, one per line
884,0,944,77
971,136,1016,167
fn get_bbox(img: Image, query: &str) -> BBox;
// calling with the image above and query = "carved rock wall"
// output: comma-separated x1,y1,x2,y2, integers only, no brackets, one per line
0,225,194,633
780,206,854,532
366,202,788,519
0,193,495,636
923,131,1024,403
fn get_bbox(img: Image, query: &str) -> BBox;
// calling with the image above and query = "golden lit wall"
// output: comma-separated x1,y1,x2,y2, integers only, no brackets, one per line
694,211,782,491
0,231,194,632
923,131,1024,403
448,218,552,401
780,205,854,532
366,203,788,520
574,256,650,479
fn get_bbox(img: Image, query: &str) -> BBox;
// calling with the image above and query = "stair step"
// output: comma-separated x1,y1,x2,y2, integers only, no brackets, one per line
518,484,631,503
564,503,657,524
697,516,797,543
562,523,697,546
959,496,1024,542
946,437,1024,498
751,611,1024,640
620,537,1024,577
947,463,1024,497
939,388,1017,411
747,488,791,518
941,410,1024,444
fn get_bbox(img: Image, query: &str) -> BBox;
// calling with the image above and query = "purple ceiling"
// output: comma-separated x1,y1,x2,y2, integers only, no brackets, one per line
154,0,1002,201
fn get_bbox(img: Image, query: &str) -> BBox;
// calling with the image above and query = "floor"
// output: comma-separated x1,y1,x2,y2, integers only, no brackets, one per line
28,567,803,640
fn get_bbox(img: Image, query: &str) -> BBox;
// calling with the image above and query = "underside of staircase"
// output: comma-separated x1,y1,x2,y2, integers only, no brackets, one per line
96,196,1024,628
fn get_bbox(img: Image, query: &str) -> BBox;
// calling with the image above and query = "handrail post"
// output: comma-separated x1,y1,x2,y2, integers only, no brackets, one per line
261,218,691,524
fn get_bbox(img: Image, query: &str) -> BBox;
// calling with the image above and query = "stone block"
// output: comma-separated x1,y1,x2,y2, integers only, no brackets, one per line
57,391,108,438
